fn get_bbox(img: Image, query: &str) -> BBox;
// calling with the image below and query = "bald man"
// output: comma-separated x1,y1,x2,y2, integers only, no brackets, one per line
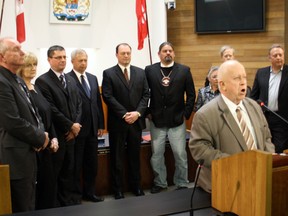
189,60,275,193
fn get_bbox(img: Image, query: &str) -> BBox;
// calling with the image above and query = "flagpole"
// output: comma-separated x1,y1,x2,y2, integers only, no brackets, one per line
143,0,153,65
0,0,5,35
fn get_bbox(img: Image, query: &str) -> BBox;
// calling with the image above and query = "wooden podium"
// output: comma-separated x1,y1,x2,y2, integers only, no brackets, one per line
211,150,288,216
0,164,12,215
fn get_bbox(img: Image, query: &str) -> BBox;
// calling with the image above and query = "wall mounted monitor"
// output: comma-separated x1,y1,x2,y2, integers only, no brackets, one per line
195,0,265,34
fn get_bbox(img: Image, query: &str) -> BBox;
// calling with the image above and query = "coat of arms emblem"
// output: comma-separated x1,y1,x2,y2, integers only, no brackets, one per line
52,0,90,22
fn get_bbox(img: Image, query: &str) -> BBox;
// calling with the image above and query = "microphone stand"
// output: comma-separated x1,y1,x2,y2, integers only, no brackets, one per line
190,159,204,216
257,100,288,125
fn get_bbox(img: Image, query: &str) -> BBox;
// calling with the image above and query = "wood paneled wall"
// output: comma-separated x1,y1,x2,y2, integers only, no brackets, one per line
167,0,286,91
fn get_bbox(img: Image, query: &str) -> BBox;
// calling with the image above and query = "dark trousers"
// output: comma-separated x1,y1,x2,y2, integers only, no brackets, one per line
35,149,57,209
52,139,76,206
74,134,98,199
11,175,36,213
265,111,288,153
109,126,142,193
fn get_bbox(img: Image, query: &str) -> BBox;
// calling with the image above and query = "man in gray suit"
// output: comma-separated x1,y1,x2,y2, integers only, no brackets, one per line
0,37,49,212
189,60,275,193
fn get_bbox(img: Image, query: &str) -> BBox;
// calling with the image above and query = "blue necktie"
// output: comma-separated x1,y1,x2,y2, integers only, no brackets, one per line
81,75,90,98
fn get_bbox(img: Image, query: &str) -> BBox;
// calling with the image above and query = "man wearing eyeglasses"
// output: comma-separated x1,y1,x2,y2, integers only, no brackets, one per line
35,45,82,207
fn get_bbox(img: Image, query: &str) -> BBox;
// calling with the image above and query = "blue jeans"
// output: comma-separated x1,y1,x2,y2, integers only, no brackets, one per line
150,121,188,188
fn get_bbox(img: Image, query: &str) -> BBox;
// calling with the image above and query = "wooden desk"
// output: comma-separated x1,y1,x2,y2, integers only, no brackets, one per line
95,136,197,195
271,154,288,216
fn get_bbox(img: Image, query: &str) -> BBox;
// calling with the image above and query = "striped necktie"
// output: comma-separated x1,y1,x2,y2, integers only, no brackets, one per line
236,107,256,150
59,74,66,89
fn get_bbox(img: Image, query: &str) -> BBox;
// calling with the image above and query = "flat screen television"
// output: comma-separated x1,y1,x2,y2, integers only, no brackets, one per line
195,0,266,34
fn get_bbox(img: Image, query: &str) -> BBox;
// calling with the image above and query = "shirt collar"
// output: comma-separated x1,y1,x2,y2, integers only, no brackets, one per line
118,64,130,72
51,69,64,78
160,62,174,68
221,94,245,114
73,70,86,80
270,66,283,74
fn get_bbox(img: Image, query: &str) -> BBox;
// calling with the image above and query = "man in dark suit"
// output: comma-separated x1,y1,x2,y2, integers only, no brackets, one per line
251,44,288,153
35,45,82,206
189,60,275,192
0,37,49,212
145,42,196,193
68,49,104,202
102,43,149,199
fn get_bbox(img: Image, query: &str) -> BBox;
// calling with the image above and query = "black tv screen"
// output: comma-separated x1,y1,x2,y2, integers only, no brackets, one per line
195,0,265,34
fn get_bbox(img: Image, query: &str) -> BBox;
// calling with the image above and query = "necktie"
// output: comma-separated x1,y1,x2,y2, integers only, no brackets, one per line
124,68,129,83
81,75,91,98
59,74,66,89
236,107,256,150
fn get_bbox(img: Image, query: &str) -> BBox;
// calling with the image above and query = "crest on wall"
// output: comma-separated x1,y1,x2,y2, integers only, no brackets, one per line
50,0,91,24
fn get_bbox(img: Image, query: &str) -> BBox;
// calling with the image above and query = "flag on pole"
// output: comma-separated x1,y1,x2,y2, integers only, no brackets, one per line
136,0,148,50
15,0,25,43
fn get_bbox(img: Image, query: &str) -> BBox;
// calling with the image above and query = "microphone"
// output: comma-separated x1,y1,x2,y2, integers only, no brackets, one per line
190,159,205,216
257,100,288,125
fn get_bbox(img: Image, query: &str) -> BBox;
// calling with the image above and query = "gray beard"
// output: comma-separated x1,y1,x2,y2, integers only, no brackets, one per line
164,56,172,63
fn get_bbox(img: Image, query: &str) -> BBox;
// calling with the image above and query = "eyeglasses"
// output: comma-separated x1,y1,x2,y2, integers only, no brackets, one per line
50,56,67,60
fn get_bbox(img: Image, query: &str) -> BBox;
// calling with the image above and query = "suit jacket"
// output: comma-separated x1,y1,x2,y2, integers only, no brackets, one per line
189,95,275,192
35,69,82,138
68,70,104,137
145,62,196,128
102,65,149,132
0,66,46,180
250,64,288,120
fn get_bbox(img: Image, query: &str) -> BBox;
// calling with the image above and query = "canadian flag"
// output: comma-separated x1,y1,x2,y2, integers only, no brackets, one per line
136,0,148,50
15,0,25,43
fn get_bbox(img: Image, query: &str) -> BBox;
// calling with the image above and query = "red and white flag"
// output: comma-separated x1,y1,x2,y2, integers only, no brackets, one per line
136,0,148,50
15,0,25,43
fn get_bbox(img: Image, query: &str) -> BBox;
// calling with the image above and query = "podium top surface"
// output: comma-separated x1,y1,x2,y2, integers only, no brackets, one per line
273,154,288,168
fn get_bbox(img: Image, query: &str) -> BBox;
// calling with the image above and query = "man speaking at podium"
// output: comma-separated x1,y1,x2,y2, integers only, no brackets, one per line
189,60,275,193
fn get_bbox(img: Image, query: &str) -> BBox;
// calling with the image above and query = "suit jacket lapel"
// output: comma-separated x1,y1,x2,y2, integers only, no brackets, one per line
262,69,270,99
155,63,165,95
48,70,68,95
71,70,91,99
218,97,247,151
86,73,94,99
279,65,288,96
168,63,177,85
243,99,264,150
115,65,129,88
7,73,40,123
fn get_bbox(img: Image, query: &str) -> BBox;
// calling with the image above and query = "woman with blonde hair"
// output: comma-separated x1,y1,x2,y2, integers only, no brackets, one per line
17,52,59,209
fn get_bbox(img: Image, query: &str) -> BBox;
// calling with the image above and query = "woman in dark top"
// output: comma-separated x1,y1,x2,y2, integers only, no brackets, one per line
17,52,59,209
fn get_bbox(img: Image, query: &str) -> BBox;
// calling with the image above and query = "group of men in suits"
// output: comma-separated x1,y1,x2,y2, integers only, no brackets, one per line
0,36,287,212
35,46,105,206
0,39,105,212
